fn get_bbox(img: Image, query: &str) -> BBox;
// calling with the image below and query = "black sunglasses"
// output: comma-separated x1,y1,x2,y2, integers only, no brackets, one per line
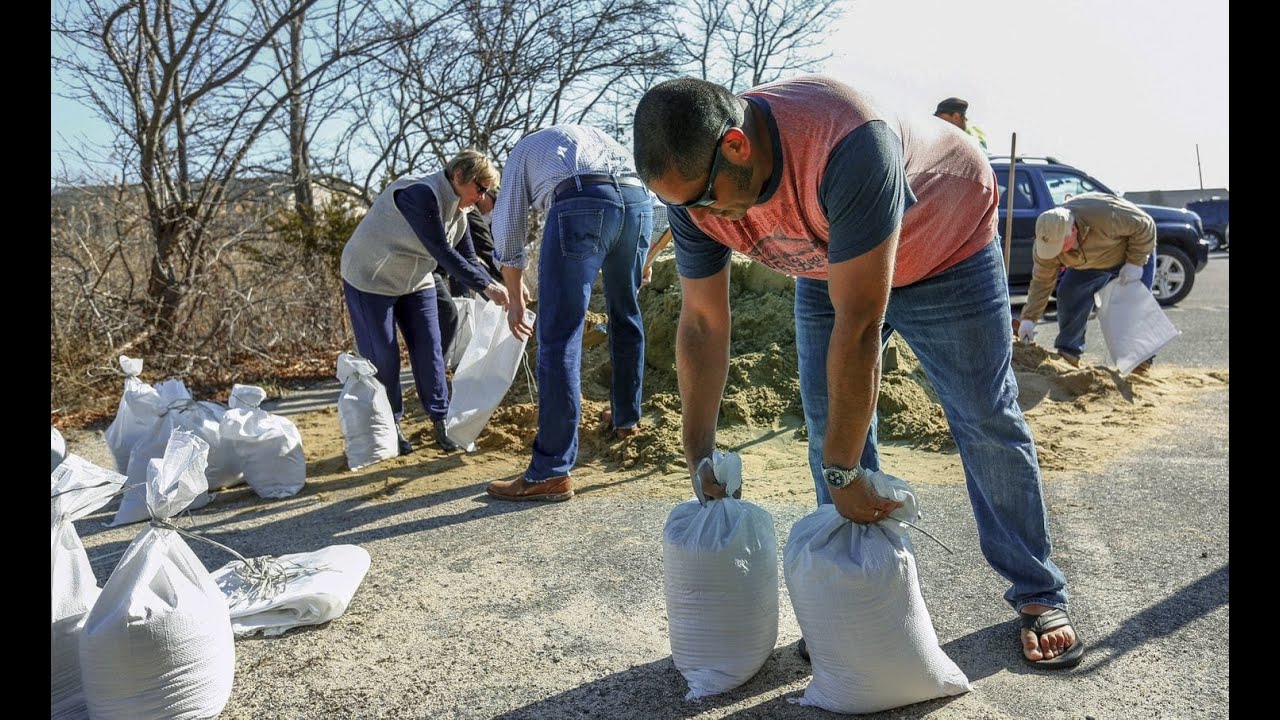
674,119,733,208
474,180,490,196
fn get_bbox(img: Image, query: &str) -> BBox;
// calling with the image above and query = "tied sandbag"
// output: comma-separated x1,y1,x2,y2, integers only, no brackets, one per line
663,452,778,700
103,355,153,473
445,296,480,372
212,544,372,637
1097,278,1180,375
220,384,306,499
51,455,126,719
52,425,67,474
784,470,970,714
119,379,241,520
336,352,398,471
113,381,224,526
80,431,235,720
445,302,535,450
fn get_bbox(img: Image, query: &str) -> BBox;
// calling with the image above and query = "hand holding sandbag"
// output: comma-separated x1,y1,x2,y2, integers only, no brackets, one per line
1117,262,1144,285
692,454,743,503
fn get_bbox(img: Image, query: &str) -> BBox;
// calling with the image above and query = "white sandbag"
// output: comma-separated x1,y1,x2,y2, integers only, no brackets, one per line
1097,279,1181,375
336,352,399,471
103,355,154,473
52,425,67,474
51,455,126,719
119,379,241,508
80,431,235,720
784,471,970,714
446,296,480,372
445,302,535,449
212,544,372,637
114,385,224,525
663,452,778,700
220,384,306,499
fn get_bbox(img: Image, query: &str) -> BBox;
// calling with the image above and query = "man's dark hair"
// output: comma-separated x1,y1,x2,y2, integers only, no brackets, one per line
633,78,745,183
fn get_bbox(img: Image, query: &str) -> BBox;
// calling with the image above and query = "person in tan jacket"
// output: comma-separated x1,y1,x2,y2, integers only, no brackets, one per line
1015,192,1157,371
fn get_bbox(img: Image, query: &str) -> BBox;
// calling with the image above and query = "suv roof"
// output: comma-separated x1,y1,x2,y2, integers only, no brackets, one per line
986,155,1066,165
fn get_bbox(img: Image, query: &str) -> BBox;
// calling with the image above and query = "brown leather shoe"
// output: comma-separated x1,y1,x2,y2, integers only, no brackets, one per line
486,474,574,502
1056,350,1082,368
1130,359,1153,376
598,409,641,439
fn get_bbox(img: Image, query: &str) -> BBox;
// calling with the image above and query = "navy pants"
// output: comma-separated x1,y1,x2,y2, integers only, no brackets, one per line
343,280,449,422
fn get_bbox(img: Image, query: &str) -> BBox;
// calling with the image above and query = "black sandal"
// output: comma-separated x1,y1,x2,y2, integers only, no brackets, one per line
1020,608,1085,669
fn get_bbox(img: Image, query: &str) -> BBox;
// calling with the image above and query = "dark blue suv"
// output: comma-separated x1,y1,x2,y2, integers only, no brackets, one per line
991,157,1211,306
1185,197,1228,251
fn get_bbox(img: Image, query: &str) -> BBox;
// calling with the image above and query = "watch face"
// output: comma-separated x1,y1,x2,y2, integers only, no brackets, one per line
824,468,849,488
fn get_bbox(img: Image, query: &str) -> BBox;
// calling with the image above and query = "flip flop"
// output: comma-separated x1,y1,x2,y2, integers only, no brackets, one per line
1020,608,1085,669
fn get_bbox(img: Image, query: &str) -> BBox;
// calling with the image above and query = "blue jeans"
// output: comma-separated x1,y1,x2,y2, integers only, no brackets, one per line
343,280,448,422
795,241,1068,611
1054,250,1158,358
525,180,652,482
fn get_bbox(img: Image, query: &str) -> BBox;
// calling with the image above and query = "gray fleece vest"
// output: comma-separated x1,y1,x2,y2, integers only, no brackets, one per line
340,171,469,296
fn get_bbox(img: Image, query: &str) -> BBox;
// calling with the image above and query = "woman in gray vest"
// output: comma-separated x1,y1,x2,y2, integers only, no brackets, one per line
340,151,509,454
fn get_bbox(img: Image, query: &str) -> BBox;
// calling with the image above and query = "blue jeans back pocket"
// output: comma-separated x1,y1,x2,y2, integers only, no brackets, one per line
558,209,605,260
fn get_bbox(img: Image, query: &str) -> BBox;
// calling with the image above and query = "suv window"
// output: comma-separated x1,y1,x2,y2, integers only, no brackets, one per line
1186,198,1228,226
1042,171,1102,205
994,168,1037,210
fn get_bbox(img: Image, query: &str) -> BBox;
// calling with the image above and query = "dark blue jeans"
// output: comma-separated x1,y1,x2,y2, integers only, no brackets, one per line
525,180,652,481
795,241,1068,611
1054,251,1157,358
343,280,449,422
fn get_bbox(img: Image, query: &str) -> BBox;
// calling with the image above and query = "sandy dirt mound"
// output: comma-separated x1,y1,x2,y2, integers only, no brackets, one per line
248,255,1226,507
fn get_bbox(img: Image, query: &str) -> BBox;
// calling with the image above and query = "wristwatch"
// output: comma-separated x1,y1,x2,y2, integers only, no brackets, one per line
822,464,866,489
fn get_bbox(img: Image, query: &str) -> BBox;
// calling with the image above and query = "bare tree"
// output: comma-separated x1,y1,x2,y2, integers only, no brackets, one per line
50,0,409,350
670,0,847,92
334,0,675,193
251,0,422,227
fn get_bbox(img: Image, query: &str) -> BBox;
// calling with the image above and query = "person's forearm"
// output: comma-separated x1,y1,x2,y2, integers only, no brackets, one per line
677,312,730,473
501,266,524,297
821,317,882,468
1022,262,1060,321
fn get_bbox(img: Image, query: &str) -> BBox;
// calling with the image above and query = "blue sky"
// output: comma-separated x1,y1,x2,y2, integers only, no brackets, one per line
52,0,1229,194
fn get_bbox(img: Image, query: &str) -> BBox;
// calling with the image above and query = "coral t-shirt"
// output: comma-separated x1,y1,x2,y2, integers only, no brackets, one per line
671,75,997,287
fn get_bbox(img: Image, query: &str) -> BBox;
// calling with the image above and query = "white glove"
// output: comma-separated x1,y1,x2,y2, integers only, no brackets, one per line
1117,262,1144,285
1017,319,1037,343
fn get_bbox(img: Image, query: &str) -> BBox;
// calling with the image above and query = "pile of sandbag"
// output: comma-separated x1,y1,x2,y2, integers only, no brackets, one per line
103,360,241,525
663,452,778,700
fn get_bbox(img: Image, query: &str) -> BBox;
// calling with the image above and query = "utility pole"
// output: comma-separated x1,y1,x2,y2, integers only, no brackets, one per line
1196,143,1204,190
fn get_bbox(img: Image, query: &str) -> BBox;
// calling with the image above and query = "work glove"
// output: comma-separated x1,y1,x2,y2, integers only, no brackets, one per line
1117,262,1144,285
1017,319,1037,343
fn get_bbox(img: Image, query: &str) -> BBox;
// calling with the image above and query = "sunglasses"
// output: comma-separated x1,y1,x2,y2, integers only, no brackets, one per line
474,180,490,196
674,119,733,208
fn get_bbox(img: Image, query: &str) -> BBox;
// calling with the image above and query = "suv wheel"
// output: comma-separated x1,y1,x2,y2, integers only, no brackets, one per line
1204,230,1224,251
1152,245,1195,306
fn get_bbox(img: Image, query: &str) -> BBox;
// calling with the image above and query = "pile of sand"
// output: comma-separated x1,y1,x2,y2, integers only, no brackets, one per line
72,255,1219,507
463,254,1228,497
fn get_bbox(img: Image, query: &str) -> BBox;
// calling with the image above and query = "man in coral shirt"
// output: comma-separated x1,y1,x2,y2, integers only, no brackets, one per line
634,75,1084,669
